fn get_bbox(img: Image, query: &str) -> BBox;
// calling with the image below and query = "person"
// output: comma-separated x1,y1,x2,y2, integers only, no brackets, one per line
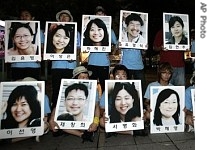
109,82,141,123
50,9,81,110
153,88,181,126
153,28,185,86
57,83,89,121
87,6,118,93
9,7,45,81
83,18,109,46
121,13,146,43
7,22,37,55
49,66,100,143
46,24,74,54
165,16,188,45
144,62,173,122
1,85,41,129
190,29,195,71
99,64,129,128
99,64,147,137
184,71,195,132
118,42,147,96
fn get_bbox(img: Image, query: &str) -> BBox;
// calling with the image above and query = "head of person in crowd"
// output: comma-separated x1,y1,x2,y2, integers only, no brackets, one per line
112,64,129,80
19,7,35,21
157,62,173,83
47,24,74,54
56,10,73,22
2,85,41,129
166,15,188,44
63,83,89,121
95,6,106,16
153,88,181,126
109,82,141,123
8,22,37,55
83,18,109,46
72,66,92,79
125,13,144,42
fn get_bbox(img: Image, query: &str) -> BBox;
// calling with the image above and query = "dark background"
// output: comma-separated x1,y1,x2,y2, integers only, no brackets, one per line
0,0,195,56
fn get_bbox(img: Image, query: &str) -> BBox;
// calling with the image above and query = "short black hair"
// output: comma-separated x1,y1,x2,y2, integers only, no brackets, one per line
112,64,129,77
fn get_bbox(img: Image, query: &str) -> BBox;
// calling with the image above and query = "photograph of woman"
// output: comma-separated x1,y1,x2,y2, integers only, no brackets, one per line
150,86,185,133
0,81,45,139
105,80,144,132
81,15,111,52
54,79,97,130
163,13,189,50
6,21,39,55
46,23,75,54
1,85,41,129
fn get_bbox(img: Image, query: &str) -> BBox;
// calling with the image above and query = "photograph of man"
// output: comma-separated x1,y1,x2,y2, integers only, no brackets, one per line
119,10,148,49
150,86,185,133
163,13,189,50
54,79,97,130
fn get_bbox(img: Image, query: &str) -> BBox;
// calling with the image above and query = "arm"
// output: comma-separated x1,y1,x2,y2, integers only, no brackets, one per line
88,101,100,132
49,108,60,132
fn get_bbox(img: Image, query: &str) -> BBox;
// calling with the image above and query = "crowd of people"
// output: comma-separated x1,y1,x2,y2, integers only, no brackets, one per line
0,4,195,145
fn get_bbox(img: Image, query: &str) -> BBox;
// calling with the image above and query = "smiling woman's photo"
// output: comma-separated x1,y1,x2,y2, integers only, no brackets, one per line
46,23,75,54
7,22,38,55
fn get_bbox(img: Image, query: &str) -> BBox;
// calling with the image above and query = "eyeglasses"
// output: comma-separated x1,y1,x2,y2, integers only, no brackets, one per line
14,34,31,40
66,97,86,101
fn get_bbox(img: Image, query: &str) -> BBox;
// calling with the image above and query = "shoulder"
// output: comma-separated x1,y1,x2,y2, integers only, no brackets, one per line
29,118,41,127
57,113,74,121
8,48,19,55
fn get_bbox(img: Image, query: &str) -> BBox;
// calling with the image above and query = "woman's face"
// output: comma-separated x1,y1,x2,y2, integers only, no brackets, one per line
14,27,33,50
114,70,127,80
170,21,183,38
11,96,32,124
53,29,70,51
89,23,104,43
65,89,86,117
159,94,178,118
115,88,134,115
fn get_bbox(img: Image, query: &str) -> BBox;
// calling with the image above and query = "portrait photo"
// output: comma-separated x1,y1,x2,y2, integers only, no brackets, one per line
150,86,185,134
0,81,45,139
119,10,148,50
54,79,97,130
4,20,41,63
81,15,112,52
105,80,144,133
163,13,190,51
43,22,77,60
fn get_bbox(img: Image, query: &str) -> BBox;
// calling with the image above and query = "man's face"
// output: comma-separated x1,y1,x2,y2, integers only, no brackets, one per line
59,13,71,22
114,70,127,80
20,10,34,21
127,20,141,38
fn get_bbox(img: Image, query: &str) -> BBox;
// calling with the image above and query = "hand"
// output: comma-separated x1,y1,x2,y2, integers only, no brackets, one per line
49,119,60,132
88,123,98,132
